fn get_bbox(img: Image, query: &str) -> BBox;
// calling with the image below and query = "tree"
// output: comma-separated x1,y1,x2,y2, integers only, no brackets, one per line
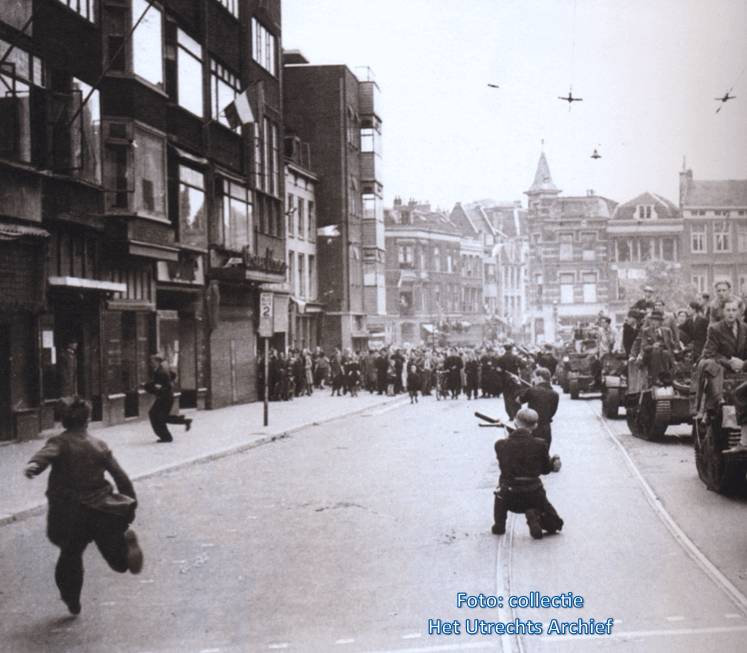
619,260,699,310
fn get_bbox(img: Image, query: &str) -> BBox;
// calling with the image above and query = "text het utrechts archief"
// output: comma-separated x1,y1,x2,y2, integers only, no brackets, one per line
428,593,614,636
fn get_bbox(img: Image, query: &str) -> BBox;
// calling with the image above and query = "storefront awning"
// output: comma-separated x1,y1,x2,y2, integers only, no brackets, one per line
48,277,127,293
421,323,435,333
0,222,49,241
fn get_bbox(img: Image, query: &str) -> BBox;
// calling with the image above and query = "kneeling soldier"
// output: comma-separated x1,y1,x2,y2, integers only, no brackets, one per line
492,408,563,540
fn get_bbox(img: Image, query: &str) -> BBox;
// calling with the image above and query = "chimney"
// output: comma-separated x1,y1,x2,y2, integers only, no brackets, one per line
679,168,693,208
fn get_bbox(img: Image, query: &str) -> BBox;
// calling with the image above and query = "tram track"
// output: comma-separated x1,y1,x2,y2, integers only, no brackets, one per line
591,400,747,615
492,399,747,652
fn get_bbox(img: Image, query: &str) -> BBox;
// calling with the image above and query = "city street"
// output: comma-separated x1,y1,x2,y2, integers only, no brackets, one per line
1,391,747,653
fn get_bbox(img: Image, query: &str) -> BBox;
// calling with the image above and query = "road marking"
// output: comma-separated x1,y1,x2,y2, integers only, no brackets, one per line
336,639,355,644
725,613,742,618
596,404,747,616
402,633,422,639
495,512,523,653
267,645,289,650
666,616,686,621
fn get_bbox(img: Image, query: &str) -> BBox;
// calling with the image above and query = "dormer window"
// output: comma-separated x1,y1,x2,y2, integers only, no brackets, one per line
637,205,653,219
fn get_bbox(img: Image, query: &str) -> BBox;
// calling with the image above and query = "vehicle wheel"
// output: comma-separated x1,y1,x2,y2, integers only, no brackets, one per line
569,378,579,400
700,417,747,494
603,387,620,419
634,391,669,441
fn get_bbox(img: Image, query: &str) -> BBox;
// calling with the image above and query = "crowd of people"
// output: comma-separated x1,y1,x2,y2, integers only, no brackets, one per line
256,342,561,413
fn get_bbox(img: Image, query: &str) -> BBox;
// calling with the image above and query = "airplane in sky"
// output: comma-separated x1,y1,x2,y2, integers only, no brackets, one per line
715,91,736,113
558,90,583,104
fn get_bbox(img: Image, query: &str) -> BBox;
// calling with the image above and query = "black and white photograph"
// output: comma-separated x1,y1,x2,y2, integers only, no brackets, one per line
1,0,747,651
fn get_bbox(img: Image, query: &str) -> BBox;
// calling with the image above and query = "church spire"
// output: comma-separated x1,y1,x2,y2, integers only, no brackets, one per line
525,151,561,197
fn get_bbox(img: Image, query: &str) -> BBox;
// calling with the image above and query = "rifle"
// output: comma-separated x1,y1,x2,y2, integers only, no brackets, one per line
477,412,562,471
475,412,515,434
499,370,532,387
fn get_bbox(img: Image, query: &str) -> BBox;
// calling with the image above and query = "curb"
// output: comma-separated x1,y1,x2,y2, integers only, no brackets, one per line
0,395,406,529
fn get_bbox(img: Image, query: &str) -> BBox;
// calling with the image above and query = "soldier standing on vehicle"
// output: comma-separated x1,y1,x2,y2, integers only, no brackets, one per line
491,408,563,540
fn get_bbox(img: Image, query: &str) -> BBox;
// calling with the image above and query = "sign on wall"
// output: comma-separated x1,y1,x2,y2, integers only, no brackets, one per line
259,292,273,337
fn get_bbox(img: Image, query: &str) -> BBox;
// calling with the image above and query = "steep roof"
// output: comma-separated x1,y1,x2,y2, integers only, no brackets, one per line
526,152,560,195
484,206,528,238
384,207,460,236
448,203,480,237
610,192,679,220
468,205,498,236
682,179,747,207
550,195,617,219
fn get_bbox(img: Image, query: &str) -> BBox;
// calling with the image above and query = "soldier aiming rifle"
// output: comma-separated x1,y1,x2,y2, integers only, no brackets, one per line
478,409,563,540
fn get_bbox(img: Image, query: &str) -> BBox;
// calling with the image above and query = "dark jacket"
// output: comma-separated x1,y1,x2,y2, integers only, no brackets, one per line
701,318,747,367
494,428,555,491
27,429,136,517
517,382,559,428
679,314,709,357
630,325,676,359
622,323,639,357
145,365,175,399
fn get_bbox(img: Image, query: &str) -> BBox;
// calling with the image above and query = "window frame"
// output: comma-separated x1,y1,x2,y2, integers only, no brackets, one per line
176,28,204,117
214,0,238,19
559,272,574,304
55,0,95,23
252,17,277,76
691,226,706,253
220,177,252,253
738,225,747,253
714,221,731,252
582,272,597,303
176,162,207,245
210,58,241,130
131,0,164,89
559,233,573,261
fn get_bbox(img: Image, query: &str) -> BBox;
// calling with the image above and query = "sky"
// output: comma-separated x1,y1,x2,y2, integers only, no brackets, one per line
281,0,747,212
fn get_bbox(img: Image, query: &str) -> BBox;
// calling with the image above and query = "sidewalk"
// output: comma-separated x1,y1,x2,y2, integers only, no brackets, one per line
0,391,405,528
